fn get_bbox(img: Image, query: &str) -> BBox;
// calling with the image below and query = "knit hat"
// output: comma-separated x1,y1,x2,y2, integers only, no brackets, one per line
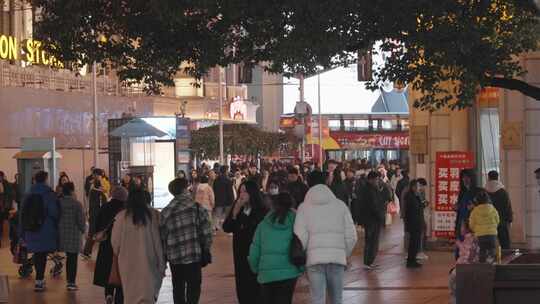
111,186,128,202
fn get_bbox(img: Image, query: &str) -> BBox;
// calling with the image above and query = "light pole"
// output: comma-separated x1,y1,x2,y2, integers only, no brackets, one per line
218,67,224,165
317,72,323,168
92,61,99,168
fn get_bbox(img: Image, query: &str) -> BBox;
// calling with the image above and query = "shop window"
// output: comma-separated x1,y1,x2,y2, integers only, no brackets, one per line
400,119,410,130
343,120,354,131
479,108,500,186
372,120,380,130
329,119,341,131
353,120,370,131
381,119,398,130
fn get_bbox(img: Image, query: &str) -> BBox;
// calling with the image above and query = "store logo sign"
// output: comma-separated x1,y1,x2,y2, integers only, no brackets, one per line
0,34,64,68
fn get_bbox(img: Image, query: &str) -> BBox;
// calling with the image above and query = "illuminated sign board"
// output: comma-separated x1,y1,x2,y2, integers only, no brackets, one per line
0,34,64,68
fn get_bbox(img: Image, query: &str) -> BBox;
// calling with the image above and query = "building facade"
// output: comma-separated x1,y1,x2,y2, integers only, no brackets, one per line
409,51,540,248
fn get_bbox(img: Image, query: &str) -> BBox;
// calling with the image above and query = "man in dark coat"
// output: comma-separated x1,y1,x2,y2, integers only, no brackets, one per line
396,170,410,214
286,167,309,208
404,179,423,268
485,170,513,249
361,171,388,270
213,165,235,231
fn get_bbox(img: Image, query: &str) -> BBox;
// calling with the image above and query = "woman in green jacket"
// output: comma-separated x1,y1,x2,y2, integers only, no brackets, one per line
248,193,303,304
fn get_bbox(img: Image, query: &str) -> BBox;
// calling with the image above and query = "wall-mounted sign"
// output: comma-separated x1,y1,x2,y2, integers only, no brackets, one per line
0,35,64,68
330,131,409,149
502,122,522,150
410,126,428,154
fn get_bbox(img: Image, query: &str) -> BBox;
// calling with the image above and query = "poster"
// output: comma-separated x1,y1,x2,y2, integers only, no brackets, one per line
433,151,474,238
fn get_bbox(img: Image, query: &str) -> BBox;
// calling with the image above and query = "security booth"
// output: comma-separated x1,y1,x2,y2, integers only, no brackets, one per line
13,137,61,195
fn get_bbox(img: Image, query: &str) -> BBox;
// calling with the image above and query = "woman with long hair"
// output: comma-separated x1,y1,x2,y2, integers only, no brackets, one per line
248,193,303,304
223,180,267,304
55,173,71,197
455,169,480,241
94,186,128,304
111,189,165,303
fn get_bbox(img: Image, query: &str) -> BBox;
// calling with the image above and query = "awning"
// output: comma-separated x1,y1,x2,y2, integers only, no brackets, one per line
13,151,62,159
305,135,341,150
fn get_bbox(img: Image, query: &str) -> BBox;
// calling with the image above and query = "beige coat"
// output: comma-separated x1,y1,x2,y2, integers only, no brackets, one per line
111,209,165,303
195,183,215,211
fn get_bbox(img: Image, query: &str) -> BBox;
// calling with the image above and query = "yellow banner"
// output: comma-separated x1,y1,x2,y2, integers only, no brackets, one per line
0,34,64,68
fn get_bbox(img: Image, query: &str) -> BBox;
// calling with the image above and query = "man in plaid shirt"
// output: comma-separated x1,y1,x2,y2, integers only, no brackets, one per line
160,177,213,304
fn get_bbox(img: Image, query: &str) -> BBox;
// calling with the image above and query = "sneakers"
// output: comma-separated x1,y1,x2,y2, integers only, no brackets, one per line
416,252,429,260
363,264,379,271
80,253,91,260
67,283,79,291
406,261,423,268
34,280,46,292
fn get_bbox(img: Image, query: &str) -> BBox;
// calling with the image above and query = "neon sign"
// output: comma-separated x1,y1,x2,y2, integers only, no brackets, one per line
0,34,64,68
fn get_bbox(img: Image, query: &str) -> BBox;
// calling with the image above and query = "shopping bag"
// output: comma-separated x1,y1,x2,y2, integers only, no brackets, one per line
0,274,9,303
108,254,122,287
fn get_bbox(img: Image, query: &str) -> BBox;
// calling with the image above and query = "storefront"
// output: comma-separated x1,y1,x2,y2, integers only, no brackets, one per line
279,113,409,167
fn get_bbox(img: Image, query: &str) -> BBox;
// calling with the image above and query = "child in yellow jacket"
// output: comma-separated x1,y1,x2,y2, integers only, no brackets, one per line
469,189,500,263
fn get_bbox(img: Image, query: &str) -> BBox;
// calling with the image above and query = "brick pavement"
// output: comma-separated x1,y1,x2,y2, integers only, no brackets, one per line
1,219,452,303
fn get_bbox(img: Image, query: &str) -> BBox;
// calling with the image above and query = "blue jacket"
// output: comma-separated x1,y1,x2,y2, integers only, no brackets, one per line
21,183,60,253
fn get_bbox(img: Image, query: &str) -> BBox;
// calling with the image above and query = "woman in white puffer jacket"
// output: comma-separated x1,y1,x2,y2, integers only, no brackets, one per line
294,171,357,304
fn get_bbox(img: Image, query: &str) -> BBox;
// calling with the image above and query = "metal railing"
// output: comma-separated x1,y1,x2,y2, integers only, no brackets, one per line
0,62,248,100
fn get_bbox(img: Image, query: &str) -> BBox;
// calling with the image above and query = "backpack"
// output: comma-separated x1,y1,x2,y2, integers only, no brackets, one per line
21,193,46,232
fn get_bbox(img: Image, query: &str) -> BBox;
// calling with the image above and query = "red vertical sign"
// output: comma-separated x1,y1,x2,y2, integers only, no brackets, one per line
433,151,474,238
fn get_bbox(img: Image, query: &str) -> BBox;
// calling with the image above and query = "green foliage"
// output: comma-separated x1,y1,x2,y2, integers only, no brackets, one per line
191,124,282,159
32,0,540,109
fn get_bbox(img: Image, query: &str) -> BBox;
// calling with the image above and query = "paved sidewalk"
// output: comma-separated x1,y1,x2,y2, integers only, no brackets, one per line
0,219,452,303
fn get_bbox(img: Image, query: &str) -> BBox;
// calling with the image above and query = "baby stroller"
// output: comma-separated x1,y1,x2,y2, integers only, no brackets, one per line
13,240,64,279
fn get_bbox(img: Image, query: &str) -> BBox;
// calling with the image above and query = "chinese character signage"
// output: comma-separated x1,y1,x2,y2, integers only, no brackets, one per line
433,151,474,238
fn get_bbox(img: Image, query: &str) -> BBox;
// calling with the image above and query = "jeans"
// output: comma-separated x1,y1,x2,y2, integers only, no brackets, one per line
307,264,346,304
66,252,78,284
407,231,421,263
33,252,49,281
105,285,124,304
478,235,497,263
497,223,511,249
260,278,297,304
170,263,202,304
364,223,381,266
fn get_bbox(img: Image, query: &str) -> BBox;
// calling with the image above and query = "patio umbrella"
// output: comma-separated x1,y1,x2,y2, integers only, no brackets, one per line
110,118,168,138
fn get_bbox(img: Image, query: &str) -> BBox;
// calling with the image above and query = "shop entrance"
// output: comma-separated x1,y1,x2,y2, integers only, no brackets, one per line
153,140,176,208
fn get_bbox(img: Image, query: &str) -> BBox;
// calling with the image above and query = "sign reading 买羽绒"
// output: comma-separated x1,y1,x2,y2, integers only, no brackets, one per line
0,34,64,68
433,151,474,239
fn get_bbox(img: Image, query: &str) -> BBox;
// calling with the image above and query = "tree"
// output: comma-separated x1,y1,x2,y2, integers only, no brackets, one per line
32,0,540,109
191,124,282,159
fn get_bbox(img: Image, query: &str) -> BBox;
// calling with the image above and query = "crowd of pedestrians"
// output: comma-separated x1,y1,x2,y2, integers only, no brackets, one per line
1,159,537,304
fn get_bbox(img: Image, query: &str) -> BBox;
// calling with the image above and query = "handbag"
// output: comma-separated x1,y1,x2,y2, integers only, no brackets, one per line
289,233,306,267
195,205,212,267
108,254,122,287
